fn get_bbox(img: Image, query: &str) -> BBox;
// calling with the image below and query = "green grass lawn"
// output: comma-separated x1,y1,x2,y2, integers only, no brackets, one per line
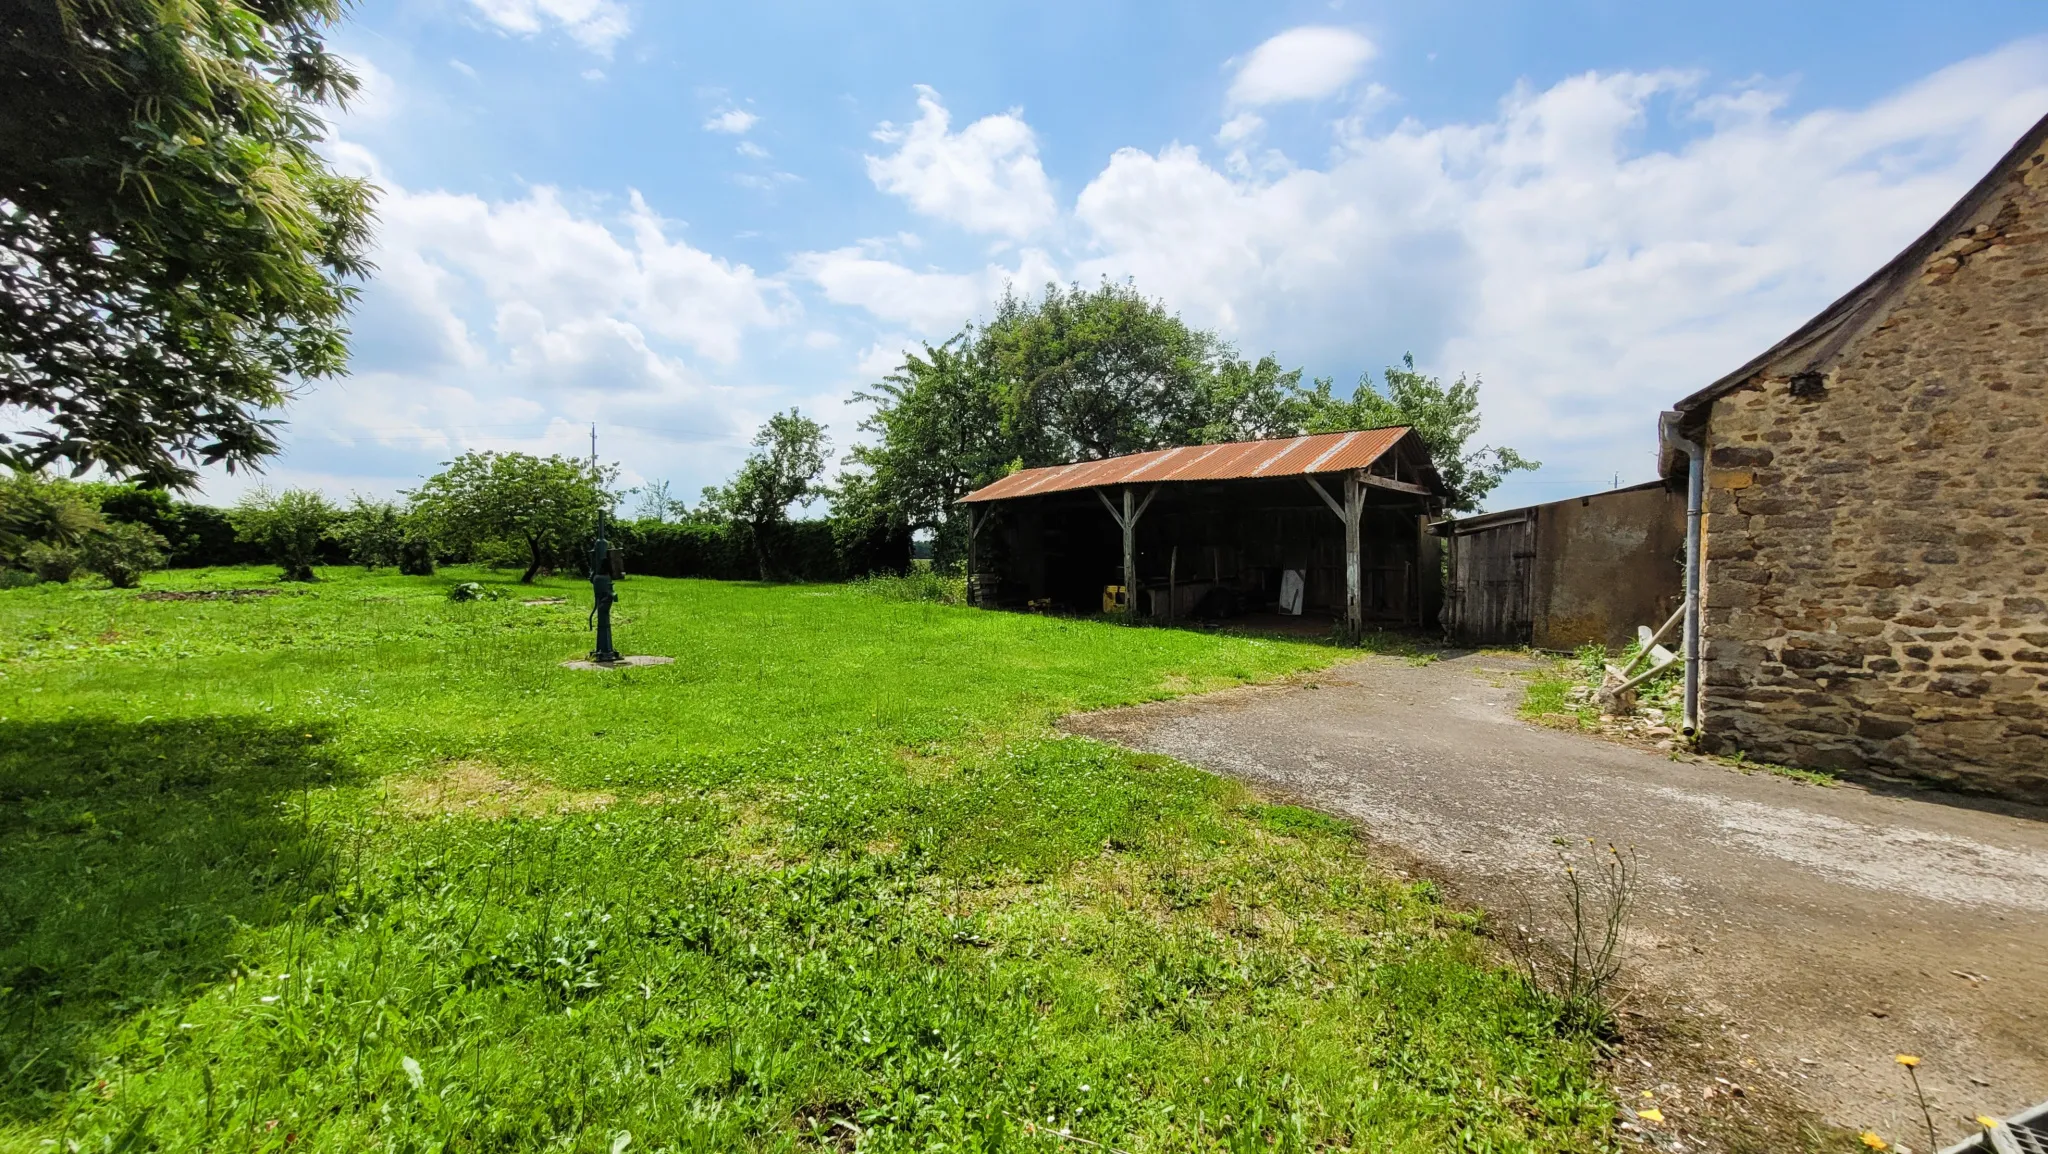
0,566,1612,1152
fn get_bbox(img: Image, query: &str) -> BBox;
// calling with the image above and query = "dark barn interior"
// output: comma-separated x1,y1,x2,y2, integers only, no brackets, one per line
960,429,1448,634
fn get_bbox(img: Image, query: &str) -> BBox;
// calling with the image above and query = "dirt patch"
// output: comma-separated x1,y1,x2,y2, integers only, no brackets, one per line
386,761,614,819
135,588,279,602
522,597,567,605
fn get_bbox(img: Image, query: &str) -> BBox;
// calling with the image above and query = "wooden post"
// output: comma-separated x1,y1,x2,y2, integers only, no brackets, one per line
1168,544,1177,623
1095,486,1155,618
966,505,979,606
1122,487,1137,617
1344,473,1363,639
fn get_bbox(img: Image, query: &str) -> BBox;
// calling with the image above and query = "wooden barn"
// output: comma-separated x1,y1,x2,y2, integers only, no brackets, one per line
957,428,1449,635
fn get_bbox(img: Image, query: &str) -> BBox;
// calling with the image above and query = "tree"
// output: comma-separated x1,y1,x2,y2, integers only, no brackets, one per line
409,452,612,584
230,487,336,581
844,335,1009,567
330,496,408,570
1,0,376,489
842,282,1308,569
985,281,1225,463
1302,355,1537,512
0,470,100,562
80,521,168,588
703,410,829,581
630,479,684,523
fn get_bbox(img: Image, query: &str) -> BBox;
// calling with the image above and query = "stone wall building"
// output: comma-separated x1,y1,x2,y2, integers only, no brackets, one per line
1662,111,2048,805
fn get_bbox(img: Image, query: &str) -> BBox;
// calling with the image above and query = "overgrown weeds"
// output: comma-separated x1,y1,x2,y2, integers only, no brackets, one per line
1506,839,1637,1037
846,568,966,605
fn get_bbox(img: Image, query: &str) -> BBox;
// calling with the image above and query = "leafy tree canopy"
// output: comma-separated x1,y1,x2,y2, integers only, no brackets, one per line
844,279,1538,560
1300,355,1537,512
408,451,613,584
330,496,415,570
0,470,100,561
702,410,830,581
845,281,1322,566
79,519,167,587
229,486,335,581
1,0,376,489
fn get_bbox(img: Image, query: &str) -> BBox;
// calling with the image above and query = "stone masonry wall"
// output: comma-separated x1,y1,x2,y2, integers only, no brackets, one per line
1697,143,2048,804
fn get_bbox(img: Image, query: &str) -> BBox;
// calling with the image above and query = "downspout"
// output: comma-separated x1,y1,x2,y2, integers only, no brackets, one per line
1659,411,1705,738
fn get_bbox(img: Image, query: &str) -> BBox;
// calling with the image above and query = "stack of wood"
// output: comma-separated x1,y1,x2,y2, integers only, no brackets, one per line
1595,607,1683,715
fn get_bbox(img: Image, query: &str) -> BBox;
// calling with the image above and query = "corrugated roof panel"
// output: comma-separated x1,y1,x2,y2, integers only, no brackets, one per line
960,427,1414,503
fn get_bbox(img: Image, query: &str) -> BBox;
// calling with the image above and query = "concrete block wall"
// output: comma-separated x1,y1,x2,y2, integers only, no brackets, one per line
1696,145,2048,803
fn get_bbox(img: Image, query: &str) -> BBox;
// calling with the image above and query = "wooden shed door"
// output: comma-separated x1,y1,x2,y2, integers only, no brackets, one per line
1444,513,1536,646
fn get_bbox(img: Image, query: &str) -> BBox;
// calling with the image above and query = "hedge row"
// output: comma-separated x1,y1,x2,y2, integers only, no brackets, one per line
94,489,274,568
85,488,910,582
611,518,911,583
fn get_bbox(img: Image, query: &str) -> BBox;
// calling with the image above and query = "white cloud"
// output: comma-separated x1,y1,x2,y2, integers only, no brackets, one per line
339,55,401,122
1072,39,2048,497
731,170,799,191
865,86,1058,239
362,183,785,367
791,245,1059,333
705,107,760,135
1228,27,1376,107
214,153,798,502
234,36,2048,515
736,140,771,159
854,336,918,382
467,0,629,54
1216,112,1265,145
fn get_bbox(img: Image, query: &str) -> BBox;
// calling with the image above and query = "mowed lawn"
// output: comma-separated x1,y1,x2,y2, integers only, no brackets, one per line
0,567,1611,1152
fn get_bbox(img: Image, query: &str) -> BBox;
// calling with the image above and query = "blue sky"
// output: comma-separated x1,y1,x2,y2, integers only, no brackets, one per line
235,0,2048,511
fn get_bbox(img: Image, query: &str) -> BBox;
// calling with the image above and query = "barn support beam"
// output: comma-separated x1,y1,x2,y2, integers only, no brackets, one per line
1305,475,1365,639
1344,472,1364,639
1093,486,1156,617
965,504,985,605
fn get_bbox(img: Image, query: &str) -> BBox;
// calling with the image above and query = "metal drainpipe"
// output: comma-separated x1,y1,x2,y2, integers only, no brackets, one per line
1678,434,1705,737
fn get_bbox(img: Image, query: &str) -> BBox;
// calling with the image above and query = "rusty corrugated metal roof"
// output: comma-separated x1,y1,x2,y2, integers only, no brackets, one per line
960,427,1415,503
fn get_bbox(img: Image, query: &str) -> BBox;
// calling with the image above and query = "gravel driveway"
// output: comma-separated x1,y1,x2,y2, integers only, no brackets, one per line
1067,651,2048,1148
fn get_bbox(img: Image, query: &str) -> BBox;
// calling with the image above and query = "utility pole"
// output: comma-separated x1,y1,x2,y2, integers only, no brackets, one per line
589,422,598,470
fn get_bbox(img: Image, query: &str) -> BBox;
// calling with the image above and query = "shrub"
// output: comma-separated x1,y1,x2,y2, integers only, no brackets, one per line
230,488,337,581
330,497,409,569
446,581,502,602
398,534,435,576
80,522,170,588
22,543,81,583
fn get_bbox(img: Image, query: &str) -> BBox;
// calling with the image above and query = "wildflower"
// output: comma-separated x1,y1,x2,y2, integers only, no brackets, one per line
1894,1054,1920,1067
1859,1133,1888,1150
1638,1108,1663,1123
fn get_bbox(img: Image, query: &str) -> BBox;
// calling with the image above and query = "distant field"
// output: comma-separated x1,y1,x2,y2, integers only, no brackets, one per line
0,567,1612,1152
